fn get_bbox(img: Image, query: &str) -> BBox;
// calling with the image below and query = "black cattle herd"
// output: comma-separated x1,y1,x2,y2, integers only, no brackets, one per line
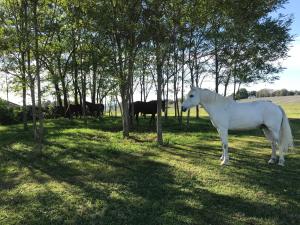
23,100,164,124
24,102,105,120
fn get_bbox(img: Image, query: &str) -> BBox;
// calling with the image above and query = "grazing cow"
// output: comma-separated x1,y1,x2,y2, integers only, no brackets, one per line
65,104,82,119
86,102,104,118
130,100,166,125
50,106,65,118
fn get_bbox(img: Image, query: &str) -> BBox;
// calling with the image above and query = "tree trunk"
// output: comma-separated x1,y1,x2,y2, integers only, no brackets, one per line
20,0,28,130
214,40,219,93
165,75,169,118
114,96,118,117
54,82,63,107
120,86,130,137
21,49,28,130
91,59,97,104
129,68,134,128
237,82,242,92
173,49,179,119
26,2,37,141
25,8,37,140
195,60,200,118
156,59,163,145
142,67,146,102
73,35,79,105
80,54,87,126
33,0,43,151
180,49,185,125
233,74,237,100
57,56,68,108
223,72,231,96
187,61,194,127
174,76,178,117
140,75,143,102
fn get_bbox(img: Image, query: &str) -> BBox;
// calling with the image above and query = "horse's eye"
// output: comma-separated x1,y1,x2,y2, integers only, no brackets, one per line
190,95,194,98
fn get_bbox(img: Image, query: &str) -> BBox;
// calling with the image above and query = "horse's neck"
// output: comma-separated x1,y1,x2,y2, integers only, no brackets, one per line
200,102,216,115
200,97,230,118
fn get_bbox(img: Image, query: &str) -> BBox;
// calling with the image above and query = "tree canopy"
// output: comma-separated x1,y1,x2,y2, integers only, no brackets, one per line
0,0,293,144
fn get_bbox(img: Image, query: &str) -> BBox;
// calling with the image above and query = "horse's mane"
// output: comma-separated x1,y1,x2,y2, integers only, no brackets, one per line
201,88,235,103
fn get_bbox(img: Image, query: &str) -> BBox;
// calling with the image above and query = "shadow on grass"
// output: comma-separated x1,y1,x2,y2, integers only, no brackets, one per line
0,116,299,225
2,142,298,225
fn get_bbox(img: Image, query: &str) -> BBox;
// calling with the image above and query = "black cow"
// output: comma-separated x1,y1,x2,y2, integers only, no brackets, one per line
50,106,65,118
65,104,82,119
86,102,104,118
129,100,166,125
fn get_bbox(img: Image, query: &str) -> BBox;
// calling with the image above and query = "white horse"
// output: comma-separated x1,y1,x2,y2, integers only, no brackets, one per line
181,87,294,166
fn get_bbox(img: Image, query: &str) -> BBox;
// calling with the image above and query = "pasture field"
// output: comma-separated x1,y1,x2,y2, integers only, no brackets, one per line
0,100,299,225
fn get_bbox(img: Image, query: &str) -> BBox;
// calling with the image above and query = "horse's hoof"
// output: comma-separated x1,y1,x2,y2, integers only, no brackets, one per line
220,159,229,166
278,159,285,166
220,155,224,161
268,158,276,164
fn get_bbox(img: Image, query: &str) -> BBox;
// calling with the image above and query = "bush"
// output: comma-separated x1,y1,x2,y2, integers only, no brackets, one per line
236,88,249,99
249,91,256,97
0,100,21,125
280,89,289,96
256,89,273,98
272,90,281,96
288,91,295,96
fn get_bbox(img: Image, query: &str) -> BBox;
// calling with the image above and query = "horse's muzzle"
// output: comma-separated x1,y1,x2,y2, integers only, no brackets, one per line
181,106,187,112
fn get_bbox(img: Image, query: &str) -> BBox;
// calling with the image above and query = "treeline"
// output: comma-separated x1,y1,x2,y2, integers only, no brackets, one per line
236,88,300,99
256,89,300,98
0,0,293,147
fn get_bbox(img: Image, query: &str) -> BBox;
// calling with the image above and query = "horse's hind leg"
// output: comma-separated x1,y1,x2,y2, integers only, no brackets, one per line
218,128,229,165
266,124,284,166
262,128,277,164
273,130,285,166
275,128,285,166
278,146,285,166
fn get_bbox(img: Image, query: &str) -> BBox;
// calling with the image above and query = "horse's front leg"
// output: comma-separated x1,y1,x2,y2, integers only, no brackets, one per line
218,128,229,165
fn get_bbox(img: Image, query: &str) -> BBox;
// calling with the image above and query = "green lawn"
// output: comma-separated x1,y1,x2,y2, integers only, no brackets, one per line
0,103,299,225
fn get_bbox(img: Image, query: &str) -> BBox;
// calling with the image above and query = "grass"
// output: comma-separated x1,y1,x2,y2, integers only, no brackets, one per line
0,101,299,225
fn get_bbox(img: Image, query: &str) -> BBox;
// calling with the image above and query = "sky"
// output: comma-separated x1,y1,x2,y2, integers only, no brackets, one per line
1,0,300,104
245,0,300,91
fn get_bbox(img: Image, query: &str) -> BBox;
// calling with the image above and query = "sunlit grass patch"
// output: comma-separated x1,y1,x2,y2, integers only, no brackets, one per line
0,102,299,225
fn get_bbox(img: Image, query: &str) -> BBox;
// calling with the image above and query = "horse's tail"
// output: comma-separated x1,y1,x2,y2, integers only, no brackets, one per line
278,106,294,152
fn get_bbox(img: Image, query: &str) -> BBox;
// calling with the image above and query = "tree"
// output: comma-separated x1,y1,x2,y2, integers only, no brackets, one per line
0,0,294,143
92,0,144,137
235,88,249,100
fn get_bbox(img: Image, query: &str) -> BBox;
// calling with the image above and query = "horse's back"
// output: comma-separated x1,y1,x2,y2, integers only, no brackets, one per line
228,101,281,130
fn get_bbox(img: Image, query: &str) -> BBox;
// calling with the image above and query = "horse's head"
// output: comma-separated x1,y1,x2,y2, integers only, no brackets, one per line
181,87,200,112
